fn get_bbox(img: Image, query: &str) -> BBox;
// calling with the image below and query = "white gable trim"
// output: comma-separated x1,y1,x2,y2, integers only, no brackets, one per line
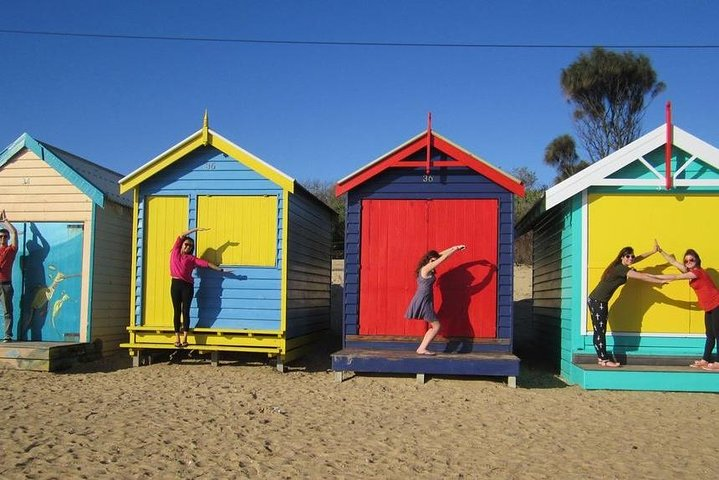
545,124,719,210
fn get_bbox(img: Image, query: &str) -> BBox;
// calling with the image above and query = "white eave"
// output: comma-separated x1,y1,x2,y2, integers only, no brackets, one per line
545,124,719,210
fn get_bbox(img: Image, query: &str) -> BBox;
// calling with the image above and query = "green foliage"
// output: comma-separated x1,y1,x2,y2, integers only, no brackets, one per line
301,179,345,258
560,47,665,162
543,134,591,183
512,167,545,265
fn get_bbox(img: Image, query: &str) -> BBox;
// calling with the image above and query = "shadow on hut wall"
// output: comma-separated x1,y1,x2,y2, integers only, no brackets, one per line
437,260,496,353
195,243,246,328
609,264,694,363
18,222,50,341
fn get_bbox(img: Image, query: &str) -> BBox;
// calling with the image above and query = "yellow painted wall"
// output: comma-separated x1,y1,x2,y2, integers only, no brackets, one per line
196,196,277,266
143,196,188,327
588,194,719,334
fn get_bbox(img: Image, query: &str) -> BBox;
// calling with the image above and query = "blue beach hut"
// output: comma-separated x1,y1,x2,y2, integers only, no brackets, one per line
118,115,334,369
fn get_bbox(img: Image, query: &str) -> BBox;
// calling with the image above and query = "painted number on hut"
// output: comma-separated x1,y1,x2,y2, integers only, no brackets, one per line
422,175,433,183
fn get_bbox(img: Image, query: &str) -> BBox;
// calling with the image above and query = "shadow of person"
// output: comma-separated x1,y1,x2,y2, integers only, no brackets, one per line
195,269,247,329
195,242,245,329
18,223,50,341
437,260,497,353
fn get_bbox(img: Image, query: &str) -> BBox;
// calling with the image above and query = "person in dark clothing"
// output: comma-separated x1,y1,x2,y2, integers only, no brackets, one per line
587,244,667,367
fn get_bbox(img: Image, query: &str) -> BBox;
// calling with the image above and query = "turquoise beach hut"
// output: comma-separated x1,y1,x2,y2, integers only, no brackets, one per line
516,119,719,392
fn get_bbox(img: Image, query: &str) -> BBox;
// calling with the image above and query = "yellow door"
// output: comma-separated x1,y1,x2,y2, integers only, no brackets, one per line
143,196,189,327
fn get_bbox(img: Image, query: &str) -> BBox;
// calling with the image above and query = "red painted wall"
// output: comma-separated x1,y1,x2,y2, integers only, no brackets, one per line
359,199,498,338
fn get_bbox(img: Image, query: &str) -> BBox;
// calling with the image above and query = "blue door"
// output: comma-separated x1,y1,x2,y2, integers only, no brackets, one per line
12,222,84,342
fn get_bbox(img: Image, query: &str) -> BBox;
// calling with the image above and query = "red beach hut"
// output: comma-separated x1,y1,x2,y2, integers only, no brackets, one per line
332,120,525,384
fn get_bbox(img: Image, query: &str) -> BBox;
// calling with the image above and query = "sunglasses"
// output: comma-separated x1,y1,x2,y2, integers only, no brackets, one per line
684,258,696,264
0,235,7,239
623,254,635,259
182,242,194,247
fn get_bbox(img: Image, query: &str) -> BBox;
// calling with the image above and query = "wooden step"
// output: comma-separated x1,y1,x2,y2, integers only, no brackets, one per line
332,348,519,386
0,341,92,372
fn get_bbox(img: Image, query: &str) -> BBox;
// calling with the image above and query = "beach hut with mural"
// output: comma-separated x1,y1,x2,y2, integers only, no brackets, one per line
0,133,132,370
118,115,334,369
515,110,719,392
332,118,525,385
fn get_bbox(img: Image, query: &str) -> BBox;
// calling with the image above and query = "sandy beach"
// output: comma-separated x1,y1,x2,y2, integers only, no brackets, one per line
1,265,717,479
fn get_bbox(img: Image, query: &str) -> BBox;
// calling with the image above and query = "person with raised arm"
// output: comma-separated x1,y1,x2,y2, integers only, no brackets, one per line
653,242,719,370
170,227,225,348
587,243,667,367
405,244,466,355
0,210,18,342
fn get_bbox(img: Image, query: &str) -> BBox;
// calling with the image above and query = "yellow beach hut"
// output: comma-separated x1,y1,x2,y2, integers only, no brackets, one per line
118,115,334,369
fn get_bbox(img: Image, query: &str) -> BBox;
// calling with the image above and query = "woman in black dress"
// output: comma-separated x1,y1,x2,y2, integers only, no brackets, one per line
405,245,465,355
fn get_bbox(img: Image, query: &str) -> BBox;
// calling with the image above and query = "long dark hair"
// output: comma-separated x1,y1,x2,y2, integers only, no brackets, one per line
602,246,633,280
684,248,702,268
415,250,439,276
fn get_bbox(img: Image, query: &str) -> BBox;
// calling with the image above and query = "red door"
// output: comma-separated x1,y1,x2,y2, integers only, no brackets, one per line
359,199,498,338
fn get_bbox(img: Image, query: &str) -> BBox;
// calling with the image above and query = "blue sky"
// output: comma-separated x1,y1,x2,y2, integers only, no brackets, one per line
1,1,718,189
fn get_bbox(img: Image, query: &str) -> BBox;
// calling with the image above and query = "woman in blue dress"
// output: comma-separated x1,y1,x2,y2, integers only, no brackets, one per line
405,245,465,355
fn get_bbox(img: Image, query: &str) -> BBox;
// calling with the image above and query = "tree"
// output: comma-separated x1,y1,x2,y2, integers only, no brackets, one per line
560,47,665,162
543,134,590,183
302,179,345,258
512,167,545,265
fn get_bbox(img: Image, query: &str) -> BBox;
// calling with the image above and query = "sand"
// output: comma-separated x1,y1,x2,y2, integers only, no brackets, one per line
0,265,716,479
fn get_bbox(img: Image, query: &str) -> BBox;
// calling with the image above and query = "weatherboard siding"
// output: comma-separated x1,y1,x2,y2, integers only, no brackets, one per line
531,198,572,373
286,193,332,338
90,201,132,354
0,149,92,222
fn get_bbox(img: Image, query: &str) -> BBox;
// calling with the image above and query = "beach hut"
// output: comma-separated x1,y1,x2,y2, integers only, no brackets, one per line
118,115,334,369
515,116,719,392
0,133,132,369
332,120,525,384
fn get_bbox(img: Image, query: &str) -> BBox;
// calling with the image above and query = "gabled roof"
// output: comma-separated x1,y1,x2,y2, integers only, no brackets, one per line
545,124,719,209
119,114,295,194
0,133,131,208
335,129,525,197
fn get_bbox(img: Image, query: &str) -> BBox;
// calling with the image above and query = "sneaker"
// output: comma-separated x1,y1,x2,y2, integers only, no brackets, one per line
1,338,11,343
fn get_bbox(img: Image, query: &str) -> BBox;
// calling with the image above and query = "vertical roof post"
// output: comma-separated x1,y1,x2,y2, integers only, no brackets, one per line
665,101,673,190
202,110,210,145
425,112,432,175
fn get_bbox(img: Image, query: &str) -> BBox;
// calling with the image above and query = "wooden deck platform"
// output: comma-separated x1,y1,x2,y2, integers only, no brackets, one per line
332,348,519,386
570,353,719,392
0,341,93,372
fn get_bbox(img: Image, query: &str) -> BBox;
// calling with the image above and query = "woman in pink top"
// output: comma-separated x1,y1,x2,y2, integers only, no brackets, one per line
170,227,224,348
654,244,719,370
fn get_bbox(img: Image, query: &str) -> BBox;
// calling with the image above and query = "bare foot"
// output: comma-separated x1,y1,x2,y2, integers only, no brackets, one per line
598,359,620,368
702,363,719,371
416,350,436,356
690,359,709,368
